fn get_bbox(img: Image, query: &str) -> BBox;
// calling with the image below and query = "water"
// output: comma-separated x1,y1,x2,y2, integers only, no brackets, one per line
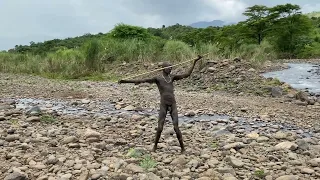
262,63,320,94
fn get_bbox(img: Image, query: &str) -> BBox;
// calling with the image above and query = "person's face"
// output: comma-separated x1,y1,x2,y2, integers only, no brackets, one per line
163,66,172,74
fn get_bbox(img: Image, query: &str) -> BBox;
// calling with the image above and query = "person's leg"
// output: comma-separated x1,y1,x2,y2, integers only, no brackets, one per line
170,103,185,153
152,103,167,152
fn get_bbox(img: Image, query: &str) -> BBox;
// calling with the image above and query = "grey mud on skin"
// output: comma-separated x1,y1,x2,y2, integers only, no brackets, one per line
118,55,203,153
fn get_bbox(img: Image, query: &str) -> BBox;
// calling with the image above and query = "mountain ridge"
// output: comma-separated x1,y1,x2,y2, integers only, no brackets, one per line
189,20,234,28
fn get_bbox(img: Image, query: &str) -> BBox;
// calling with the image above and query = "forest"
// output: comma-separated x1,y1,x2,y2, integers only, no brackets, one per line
1,3,320,79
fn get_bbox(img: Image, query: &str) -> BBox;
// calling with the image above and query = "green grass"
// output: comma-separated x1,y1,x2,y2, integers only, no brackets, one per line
254,169,266,179
10,118,19,127
139,155,157,170
0,38,278,81
126,148,157,170
126,148,144,158
40,115,56,123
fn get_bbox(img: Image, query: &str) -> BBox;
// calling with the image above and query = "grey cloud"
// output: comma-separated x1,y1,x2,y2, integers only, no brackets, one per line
1,0,320,50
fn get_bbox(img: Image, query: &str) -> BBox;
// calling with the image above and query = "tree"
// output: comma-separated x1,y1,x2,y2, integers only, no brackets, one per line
268,4,314,57
109,23,152,41
242,5,271,44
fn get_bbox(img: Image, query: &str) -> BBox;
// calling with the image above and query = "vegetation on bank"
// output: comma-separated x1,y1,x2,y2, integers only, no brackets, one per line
1,3,320,80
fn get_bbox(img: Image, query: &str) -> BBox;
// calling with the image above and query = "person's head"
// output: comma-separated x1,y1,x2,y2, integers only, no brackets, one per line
162,62,172,74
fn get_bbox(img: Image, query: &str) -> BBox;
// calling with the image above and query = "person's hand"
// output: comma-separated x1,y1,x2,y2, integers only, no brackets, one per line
195,55,203,62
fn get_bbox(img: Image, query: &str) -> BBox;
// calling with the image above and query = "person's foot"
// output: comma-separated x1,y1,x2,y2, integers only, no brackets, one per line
152,146,157,152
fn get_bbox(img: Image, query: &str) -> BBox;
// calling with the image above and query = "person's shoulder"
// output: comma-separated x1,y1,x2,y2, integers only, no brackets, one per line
170,74,178,79
153,76,160,81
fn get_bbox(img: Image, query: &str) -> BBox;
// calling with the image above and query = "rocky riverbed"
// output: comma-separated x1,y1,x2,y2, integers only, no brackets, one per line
0,66,320,180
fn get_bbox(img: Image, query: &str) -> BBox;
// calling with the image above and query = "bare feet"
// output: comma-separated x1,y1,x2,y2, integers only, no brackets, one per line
181,148,185,154
152,146,157,152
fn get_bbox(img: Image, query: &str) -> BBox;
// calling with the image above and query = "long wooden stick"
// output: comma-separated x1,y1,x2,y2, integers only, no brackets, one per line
122,53,209,80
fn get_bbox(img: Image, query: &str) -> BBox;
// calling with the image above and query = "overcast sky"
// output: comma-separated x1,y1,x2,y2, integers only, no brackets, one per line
1,0,320,50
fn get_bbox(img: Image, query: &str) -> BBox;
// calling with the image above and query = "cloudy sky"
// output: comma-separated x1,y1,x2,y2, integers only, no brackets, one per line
1,0,320,50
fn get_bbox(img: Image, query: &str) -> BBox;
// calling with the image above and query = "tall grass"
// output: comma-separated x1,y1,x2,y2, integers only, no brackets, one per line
161,40,196,63
83,40,103,72
0,38,277,80
237,40,277,67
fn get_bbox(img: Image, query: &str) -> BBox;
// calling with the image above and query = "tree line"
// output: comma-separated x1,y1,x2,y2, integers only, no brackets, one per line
8,3,320,59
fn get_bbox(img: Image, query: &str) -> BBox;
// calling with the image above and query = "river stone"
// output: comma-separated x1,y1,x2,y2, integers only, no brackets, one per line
295,91,309,102
26,116,40,122
257,136,269,142
124,105,135,111
26,106,41,116
308,158,320,167
207,158,219,168
78,170,89,180
275,175,299,180
223,142,245,150
171,155,188,166
60,173,72,180
4,172,28,180
296,139,309,150
274,142,298,151
91,174,102,180
225,156,244,168
131,114,143,121
273,131,289,139
125,163,144,173
201,169,221,177
146,172,161,180
84,129,101,139
187,159,200,168
271,87,283,97
207,67,216,73
301,167,314,174
47,155,58,165
246,132,259,139
62,136,78,144
5,135,19,142
81,99,90,104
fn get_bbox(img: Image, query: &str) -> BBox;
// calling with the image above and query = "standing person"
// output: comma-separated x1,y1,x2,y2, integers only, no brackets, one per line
118,55,203,153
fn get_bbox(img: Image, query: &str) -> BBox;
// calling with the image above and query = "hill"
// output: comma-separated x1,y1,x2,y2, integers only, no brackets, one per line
189,20,230,28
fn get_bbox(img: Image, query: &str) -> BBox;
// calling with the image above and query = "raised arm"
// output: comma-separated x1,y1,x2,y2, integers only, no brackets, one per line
118,77,157,85
173,55,202,81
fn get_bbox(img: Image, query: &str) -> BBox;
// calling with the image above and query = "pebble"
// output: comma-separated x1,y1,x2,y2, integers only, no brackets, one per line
301,167,314,174
4,172,28,180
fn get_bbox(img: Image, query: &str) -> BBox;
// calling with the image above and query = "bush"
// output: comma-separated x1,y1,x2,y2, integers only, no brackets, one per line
297,42,320,58
110,23,152,41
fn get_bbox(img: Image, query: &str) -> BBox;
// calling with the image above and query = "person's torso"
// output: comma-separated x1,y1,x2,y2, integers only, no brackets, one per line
156,75,175,105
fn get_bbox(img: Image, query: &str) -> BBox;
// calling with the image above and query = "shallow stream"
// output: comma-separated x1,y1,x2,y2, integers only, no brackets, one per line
0,97,316,138
262,63,320,94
